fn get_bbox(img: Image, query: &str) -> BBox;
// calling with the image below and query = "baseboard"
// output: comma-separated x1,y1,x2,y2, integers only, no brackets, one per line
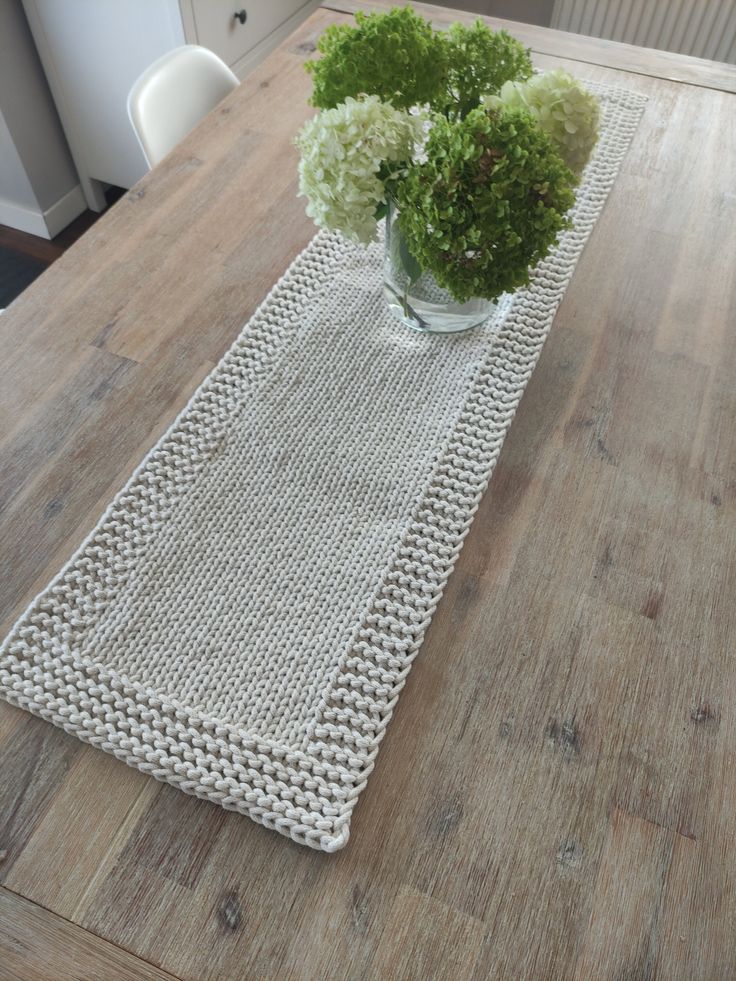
0,198,49,238
43,184,87,238
0,183,86,240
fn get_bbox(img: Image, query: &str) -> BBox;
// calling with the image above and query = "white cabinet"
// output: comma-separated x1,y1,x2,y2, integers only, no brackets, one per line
187,0,313,70
23,0,319,210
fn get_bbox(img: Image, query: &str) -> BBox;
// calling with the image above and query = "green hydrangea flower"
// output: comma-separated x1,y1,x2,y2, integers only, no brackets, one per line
306,7,448,111
442,21,533,118
395,105,576,303
486,69,600,174
295,95,421,244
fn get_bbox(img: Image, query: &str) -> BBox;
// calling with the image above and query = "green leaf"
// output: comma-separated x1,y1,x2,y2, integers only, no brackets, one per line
395,104,576,303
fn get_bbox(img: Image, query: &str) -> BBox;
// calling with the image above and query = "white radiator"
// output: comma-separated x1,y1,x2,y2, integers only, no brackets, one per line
551,0,736,64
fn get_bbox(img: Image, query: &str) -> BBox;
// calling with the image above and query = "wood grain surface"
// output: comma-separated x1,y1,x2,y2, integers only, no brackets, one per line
1,4,735,979
0,886,178,981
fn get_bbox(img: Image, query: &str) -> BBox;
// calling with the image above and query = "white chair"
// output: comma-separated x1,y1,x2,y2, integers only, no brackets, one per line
127,45,239,168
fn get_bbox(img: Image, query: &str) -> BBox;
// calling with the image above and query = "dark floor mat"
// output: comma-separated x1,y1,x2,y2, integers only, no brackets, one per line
0,245,48,308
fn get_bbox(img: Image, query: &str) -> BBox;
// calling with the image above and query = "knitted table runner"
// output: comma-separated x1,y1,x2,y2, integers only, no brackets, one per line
0,83,646,851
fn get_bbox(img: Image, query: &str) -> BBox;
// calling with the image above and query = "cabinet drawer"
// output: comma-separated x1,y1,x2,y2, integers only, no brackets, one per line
190,0,308,69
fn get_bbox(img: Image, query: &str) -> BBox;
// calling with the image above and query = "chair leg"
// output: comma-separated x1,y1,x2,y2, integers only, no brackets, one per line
81,176,108,212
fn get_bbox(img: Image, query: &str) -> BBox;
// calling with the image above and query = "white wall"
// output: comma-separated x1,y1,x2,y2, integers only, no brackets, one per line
0,0,85,237
0,114,38,211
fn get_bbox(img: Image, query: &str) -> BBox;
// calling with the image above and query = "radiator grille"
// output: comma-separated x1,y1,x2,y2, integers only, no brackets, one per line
551,0,736,64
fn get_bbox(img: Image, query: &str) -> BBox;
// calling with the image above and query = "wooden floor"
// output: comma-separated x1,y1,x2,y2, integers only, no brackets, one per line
0,186,121,278
1,4,736,979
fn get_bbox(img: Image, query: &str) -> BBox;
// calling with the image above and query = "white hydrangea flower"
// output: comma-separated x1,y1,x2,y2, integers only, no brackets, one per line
485,70,600,175
295,95,422,244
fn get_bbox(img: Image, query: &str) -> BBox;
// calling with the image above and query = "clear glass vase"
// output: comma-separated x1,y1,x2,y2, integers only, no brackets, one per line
383,198,497,334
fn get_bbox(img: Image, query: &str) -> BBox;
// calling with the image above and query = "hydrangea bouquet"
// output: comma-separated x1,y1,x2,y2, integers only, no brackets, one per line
295,7,600,333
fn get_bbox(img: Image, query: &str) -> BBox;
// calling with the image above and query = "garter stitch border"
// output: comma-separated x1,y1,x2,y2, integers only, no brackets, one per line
0,83,646,852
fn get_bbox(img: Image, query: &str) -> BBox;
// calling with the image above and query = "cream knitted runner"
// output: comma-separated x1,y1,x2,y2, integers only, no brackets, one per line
0,83,646,851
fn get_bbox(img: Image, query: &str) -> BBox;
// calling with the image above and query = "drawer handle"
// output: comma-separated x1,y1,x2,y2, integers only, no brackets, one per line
234,8,247,24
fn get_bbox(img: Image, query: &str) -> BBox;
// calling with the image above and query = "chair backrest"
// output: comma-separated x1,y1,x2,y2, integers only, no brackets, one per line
127,45,239,168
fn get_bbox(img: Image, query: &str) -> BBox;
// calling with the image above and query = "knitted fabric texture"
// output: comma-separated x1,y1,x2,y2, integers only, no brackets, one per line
0,83,646,851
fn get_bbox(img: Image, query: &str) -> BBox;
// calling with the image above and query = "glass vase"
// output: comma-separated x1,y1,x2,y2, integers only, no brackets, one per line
383,198,497,335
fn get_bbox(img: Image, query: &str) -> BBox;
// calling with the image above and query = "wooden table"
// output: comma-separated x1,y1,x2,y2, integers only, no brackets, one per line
2,4,735,978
